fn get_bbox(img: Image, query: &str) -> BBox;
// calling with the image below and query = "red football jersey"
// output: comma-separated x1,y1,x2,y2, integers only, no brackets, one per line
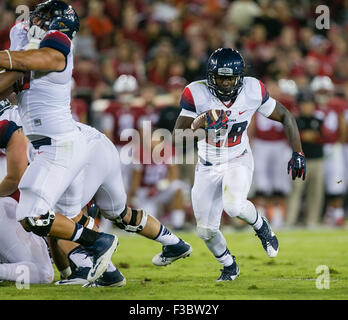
254,95,298,141
134,142,175,197
316,97,347,144
71,98,88,123
104,102,145,146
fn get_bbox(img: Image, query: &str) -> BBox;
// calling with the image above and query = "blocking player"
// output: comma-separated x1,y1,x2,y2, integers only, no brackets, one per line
173,48,306,281
0,3,192,286
0,0,118,283
0,101,192,286
0,99,54,284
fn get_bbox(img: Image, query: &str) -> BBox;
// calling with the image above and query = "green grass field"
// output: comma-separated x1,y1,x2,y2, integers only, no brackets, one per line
0,228,347,300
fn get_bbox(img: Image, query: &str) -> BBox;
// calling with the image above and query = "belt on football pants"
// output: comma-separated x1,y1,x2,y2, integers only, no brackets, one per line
31,137,52,149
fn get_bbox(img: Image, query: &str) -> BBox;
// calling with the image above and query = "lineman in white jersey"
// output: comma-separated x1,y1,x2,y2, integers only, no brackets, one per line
174,48,306,281
0,99,53,284
0,102,192,286
0,0,117,284
0,6,192,286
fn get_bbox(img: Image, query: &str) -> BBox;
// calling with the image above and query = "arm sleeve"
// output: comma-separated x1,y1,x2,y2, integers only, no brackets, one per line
257,80,276,117
39,31,71,56
0,120,21,149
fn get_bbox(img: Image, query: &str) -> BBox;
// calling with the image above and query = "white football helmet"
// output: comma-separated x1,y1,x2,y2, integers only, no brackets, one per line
113,74,138,94
310,76,334,92
278,79,298,96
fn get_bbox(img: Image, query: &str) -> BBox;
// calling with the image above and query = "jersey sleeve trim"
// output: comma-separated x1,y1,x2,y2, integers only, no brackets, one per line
180,87,197,113
0,120,21,148
179,108,197,118
39,31,71,56
259,80,269,104
257,97,276,118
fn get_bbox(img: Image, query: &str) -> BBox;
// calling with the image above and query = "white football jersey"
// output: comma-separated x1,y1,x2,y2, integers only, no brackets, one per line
10,24,77,140
179,77,276,164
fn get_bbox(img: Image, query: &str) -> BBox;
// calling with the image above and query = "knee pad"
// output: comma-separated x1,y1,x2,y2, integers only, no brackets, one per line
115,206,148,233
196,226,218,241
25,211,55,237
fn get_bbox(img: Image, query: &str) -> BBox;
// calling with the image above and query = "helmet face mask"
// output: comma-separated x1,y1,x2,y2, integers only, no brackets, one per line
30,0,79,39
207,48,245,101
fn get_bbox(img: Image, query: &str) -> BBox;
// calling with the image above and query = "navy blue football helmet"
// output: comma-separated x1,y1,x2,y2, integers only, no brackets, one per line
30,0,79,39
207,48,245,101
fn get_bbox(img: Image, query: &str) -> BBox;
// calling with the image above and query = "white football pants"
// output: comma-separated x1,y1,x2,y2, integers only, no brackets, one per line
192,149,255,235
16,130,88,221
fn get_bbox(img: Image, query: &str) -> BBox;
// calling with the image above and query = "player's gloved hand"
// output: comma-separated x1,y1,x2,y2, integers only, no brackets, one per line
205,110,228,132
287,151,306,180
25,25,46,50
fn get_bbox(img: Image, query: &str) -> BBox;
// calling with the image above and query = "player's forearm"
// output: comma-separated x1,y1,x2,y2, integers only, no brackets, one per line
0,86,15,101
282,112,303,153
0,48,65,72
0,176,20,197
269,102,303,153
0,70,23,91
173,116,205,142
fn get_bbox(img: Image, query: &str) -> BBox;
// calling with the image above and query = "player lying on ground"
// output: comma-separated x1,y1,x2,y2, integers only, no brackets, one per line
174,48,306,281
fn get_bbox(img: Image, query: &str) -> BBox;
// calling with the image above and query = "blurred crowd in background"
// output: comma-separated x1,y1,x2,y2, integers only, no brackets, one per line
1,0,348,230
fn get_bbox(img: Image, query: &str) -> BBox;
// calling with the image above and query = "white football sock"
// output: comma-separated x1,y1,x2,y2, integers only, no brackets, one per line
238,200,263,230
204,230,234,267
154,225,180,245
68,246,93,268
69,245,116,272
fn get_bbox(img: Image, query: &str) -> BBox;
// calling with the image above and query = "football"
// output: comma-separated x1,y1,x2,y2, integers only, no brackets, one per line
191,109,227,130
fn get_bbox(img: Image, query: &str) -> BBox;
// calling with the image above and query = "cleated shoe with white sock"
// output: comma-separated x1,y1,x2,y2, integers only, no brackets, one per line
217,258,240,281
55,267,90,286
152,239,192,266
255,217,279,258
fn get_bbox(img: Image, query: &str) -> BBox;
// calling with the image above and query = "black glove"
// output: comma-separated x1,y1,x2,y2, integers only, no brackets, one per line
287,152,306,180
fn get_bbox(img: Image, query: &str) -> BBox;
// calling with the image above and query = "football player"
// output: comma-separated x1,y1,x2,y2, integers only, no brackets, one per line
310,76,347,226
173,48,305,281
0,101,192,286
0,99,54,284
0,0,118,283
0,1,192,288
